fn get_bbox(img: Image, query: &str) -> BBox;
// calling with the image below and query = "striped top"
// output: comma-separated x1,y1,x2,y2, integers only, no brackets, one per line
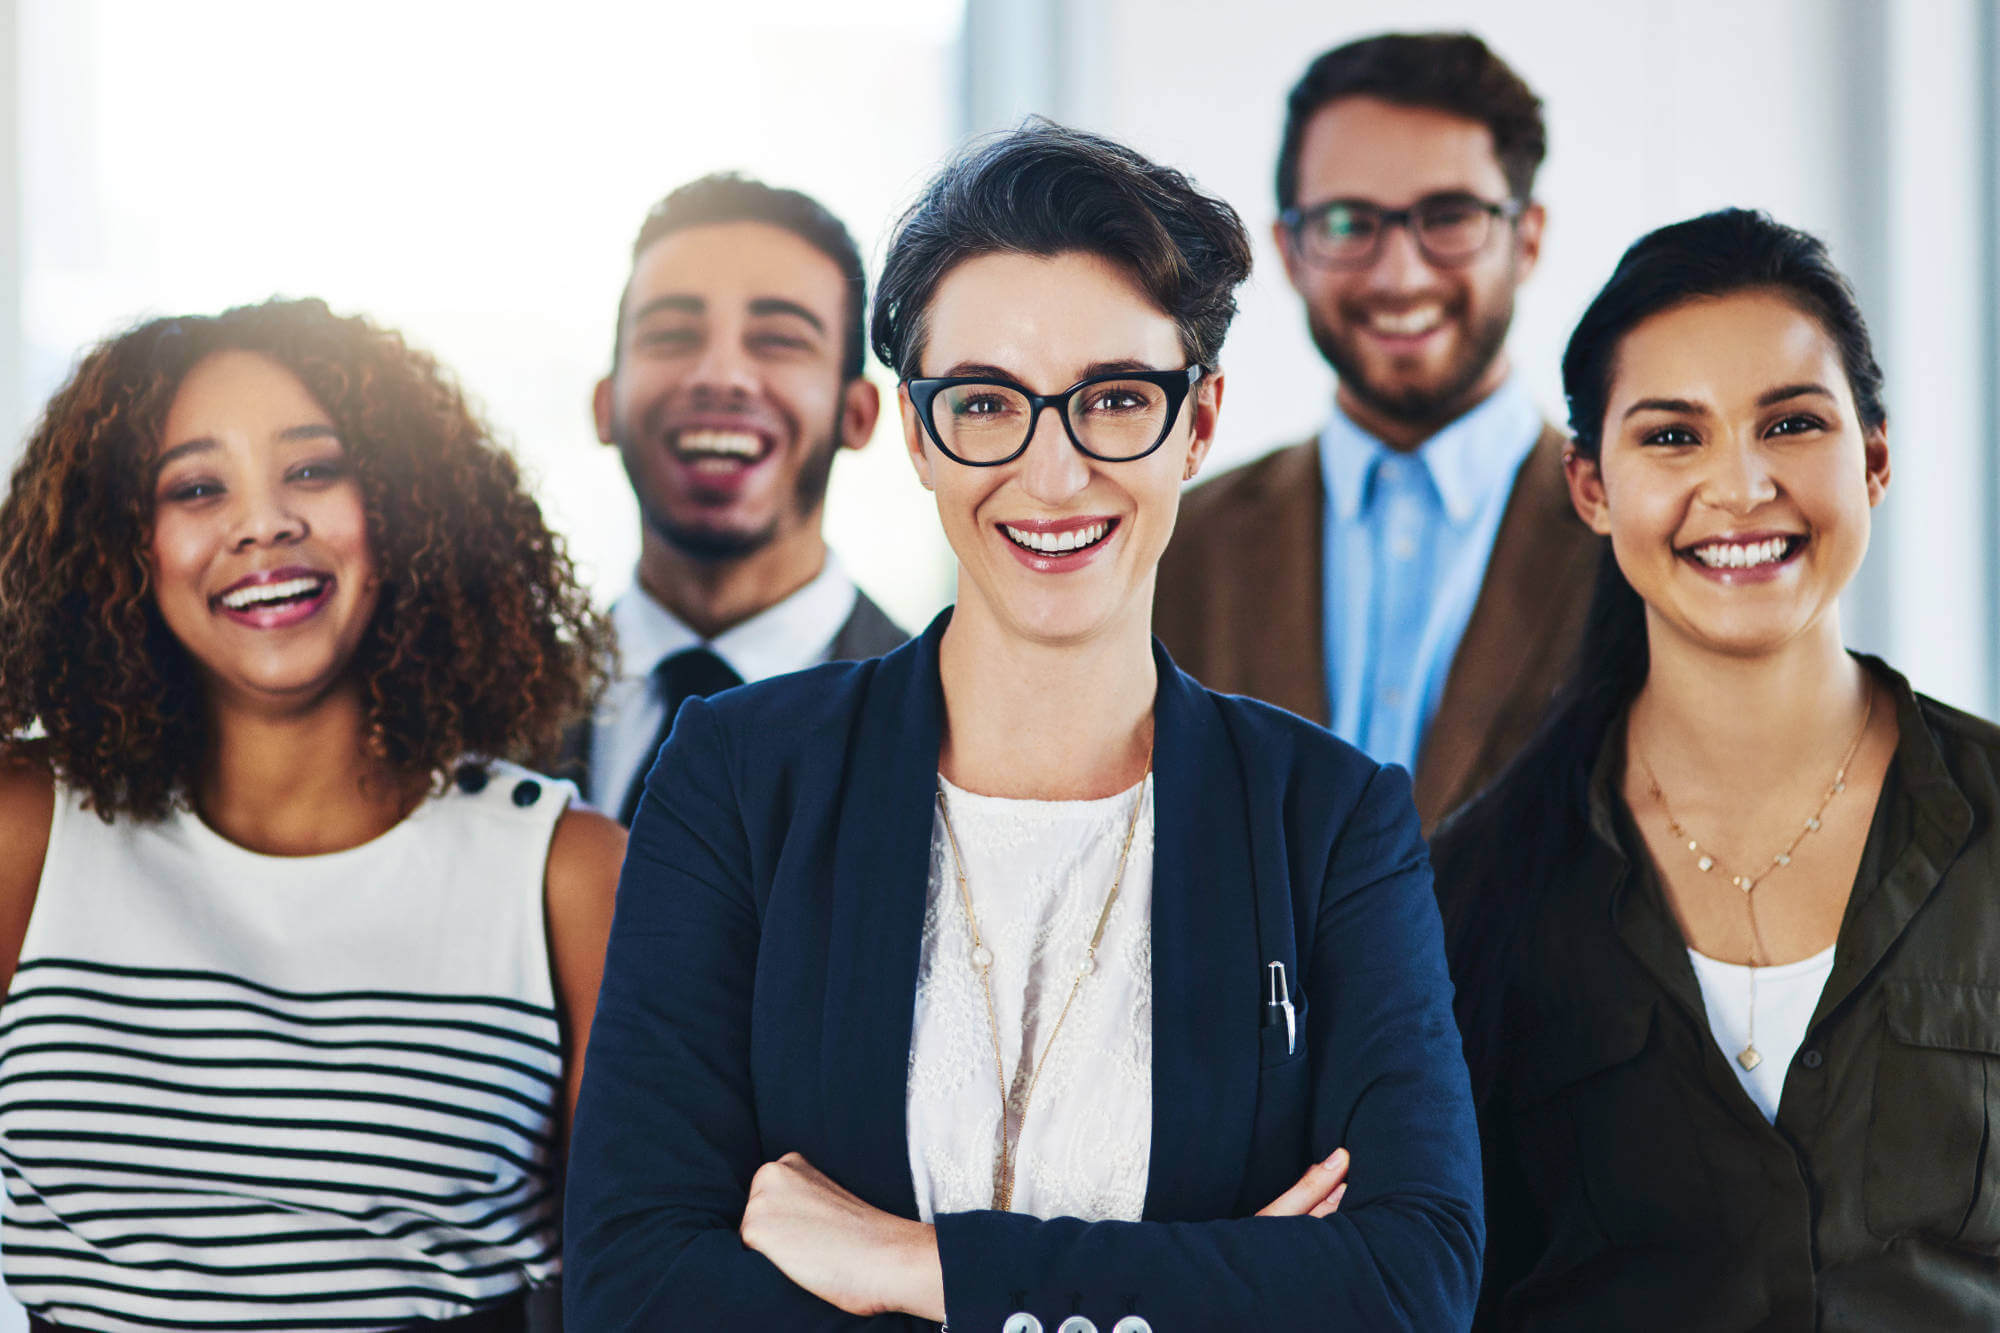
0,762,571,1332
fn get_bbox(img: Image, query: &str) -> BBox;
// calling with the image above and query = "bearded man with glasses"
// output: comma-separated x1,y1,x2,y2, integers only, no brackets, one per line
1157,31,1599,832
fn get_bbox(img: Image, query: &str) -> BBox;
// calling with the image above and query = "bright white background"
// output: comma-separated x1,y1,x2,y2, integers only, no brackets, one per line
994,0,1998,715
8,0,964,632
0,1,1996,1324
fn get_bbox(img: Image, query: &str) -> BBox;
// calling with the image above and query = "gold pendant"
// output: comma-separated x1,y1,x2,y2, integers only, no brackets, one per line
1737,1046,1762,1071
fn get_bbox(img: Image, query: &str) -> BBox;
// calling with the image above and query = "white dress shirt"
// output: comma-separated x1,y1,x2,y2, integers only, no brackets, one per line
588,553,859,809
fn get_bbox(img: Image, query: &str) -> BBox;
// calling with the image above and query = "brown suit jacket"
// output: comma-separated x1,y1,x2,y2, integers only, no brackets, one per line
1154,424,1598,831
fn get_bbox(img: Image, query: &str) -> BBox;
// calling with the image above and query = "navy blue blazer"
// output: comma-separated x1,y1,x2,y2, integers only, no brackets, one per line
564,614,1482,1331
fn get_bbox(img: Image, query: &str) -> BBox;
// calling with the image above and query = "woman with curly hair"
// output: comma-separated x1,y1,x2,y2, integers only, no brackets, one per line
0,297,621,1332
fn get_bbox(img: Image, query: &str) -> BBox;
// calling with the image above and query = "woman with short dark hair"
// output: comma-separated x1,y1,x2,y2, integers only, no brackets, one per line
1436,210,2000,1330
565,122,1482,1332
0,298,622,1331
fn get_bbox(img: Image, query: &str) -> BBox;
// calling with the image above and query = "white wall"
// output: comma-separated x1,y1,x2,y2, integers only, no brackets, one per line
8,0,964,632
994,0,1994,715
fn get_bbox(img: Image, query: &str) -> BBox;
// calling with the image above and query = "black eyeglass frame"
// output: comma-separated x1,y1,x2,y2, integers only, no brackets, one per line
904,365,1206,467
1280,192,1526,269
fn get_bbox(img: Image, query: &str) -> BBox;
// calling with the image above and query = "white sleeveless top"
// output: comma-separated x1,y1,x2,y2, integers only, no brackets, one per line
1688,944,1838,1123
907,775,1153,1224
0,761,571,1332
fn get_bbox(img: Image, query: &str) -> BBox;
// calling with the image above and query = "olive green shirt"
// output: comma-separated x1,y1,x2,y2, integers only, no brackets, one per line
1462,661,2000,1331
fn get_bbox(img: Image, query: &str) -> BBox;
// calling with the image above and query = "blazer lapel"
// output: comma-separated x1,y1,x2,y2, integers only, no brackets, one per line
1144,651,1262,1220
815,616,946,1217
826,589,911,662
1413,426,1595,824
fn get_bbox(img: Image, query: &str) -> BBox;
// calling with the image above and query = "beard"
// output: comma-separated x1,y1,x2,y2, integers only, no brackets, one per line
1309,287,1516,436
619,408,845,564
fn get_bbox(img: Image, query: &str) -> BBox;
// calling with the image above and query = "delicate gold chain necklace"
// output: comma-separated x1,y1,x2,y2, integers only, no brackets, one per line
1639,688,1873,1071
933,763,1149,1213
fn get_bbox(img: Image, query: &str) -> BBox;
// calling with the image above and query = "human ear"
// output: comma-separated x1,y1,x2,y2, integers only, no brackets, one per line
1863,423,1891,506
898,386,935,492
1513,201,1547,282
1564,446,1613,535
592,377,615,445
1182,370,1226,482
839,377,881,452
1272,219,1309,297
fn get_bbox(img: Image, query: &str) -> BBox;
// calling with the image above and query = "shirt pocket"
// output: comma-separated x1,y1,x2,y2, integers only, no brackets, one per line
1257,995,1309,1070
1242,998,1312,1210
1865,979,2000,1249
1506,1000,1717,1253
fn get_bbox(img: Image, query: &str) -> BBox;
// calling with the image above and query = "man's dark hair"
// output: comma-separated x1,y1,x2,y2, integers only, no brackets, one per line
1275,32,1547,211
872,119,1253,379
615,173,869,381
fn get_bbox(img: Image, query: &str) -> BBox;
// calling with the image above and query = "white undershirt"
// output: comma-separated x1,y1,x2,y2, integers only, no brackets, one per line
906,775,1153,1223
1687,944,1837,1122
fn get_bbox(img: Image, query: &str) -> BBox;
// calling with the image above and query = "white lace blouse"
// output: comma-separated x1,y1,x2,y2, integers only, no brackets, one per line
906,774,1154,1223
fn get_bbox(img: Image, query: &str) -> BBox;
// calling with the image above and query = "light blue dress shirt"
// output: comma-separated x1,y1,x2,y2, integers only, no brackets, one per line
1318,376,1543,772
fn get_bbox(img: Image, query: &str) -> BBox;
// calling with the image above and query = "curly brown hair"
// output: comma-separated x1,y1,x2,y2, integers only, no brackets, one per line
0,297,612,820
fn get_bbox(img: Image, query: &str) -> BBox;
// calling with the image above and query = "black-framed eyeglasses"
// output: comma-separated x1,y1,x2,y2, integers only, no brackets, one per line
905,366,1205,466
1281,191,1525,269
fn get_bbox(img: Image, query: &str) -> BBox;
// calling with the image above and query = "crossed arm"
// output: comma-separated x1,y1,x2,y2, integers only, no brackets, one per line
736,1144,1354,1320
562,708,1480,1330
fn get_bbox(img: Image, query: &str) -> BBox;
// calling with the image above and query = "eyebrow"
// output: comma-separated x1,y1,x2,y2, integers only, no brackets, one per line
630,293,828,333
630,294,705,323
1757,381,1835,407
154,423,339,472
1621,381,1837,421
154,437,216,470
933,358,1168,383
1621,398,1709,420
748,297,826,332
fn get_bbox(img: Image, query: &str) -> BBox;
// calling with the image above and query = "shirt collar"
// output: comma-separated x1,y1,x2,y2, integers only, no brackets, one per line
1319,374,1543,526
610,551,858,685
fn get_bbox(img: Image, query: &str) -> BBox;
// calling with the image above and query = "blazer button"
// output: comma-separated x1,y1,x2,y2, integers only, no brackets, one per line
1111,1320,1153,1333
1056,1319,1098,1333
1002,1316,1043,1333
1801,1048,1823,1070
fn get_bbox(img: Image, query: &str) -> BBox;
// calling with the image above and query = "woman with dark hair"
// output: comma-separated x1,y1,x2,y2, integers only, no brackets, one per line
565,122,1482,1331
0,298,623,1331
1436,208,2000,1330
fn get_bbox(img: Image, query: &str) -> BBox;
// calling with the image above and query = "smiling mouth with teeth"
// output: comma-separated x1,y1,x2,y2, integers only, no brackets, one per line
671,429,768,468
216,575,331,612
1365,306,1446,338
1684,535,1807,570
1001,520,1114,556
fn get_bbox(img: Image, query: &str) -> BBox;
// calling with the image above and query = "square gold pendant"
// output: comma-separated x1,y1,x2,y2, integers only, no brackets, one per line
1738,1046,1763,1071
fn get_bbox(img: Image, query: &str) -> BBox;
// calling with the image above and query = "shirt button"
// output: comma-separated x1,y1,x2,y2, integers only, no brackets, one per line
1003,1316,1044,1333
1111,1319,1154,1333
1056,1319,1099,1333
1390,534,1418,560
1381,686,1405,709
1800,1048,1823,1070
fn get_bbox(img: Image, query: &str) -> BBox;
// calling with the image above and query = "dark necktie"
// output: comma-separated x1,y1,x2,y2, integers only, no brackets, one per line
617,646,742,827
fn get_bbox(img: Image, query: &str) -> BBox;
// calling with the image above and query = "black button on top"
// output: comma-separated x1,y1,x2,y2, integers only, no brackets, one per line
454,765,488,794
1800,1048,1823,1070
511,779,542,807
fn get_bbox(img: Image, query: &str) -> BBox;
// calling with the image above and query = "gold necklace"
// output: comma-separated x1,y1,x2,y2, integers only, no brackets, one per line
934,764,1149,1213
1639,688,1874,1071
